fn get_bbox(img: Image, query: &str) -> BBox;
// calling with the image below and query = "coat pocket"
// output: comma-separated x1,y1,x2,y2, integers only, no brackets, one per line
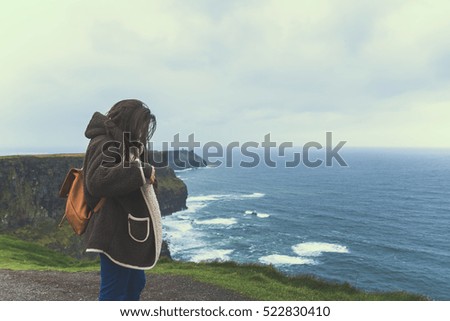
128,213,150,243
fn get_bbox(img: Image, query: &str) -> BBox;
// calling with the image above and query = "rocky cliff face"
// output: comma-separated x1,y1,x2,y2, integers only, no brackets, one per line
0,154,188,258
0,154,187,230
148,150,207,170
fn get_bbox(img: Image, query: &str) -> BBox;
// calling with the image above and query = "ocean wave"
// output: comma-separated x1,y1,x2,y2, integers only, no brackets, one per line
183,202,208,214
188,194,229,202
162,215,205,256
257,213,270,218
292,242,349,257
190,249,234,262
183,195,225,213
163,219,193,233
174,168,193,173
182,192,266,214
195,218,238,225
241,192,265,198
189,192,264,202
259,254,316,266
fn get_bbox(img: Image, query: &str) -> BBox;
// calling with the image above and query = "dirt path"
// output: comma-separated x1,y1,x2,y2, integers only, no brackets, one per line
0,270,250,301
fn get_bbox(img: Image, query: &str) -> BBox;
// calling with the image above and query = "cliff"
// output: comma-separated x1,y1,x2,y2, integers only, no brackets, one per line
0,154,188,258
148,149,208,170
0,154,187,229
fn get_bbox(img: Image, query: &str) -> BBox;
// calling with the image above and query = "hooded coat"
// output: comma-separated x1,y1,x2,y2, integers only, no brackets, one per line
82,112,162,269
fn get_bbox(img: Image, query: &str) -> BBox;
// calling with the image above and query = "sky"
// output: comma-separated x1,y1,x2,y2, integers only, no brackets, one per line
1,0,450,154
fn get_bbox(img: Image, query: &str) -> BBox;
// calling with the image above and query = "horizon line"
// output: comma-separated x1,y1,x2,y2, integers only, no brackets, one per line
2,145,450,158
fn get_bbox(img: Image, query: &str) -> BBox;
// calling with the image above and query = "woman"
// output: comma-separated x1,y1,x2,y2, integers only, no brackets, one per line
82,99,162,301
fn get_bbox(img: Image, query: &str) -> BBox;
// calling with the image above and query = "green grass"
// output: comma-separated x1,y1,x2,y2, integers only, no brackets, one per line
0,234,428,300
0,234,97,272
0,153,84,159
149,259,427,300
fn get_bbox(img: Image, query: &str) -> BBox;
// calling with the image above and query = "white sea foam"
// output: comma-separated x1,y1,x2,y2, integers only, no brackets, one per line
188,194,229,202
183,193,265,214
183,203,206,214
259,254,316,266
191,249,234,262
244,210,254,214
195,218,238,225
164,220,193,233
257,213,270,218
163,214,205,256
241,192,265,198
183,195,221,213
189,193,264,202
174,168,193,173
292,242,349,257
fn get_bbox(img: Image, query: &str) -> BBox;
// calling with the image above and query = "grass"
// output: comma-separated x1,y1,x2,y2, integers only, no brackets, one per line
0,234,97,272
0,153,84,159
149,259,427,300
0,234,427,300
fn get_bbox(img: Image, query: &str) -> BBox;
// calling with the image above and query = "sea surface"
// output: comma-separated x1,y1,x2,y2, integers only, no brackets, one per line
162,148,450,300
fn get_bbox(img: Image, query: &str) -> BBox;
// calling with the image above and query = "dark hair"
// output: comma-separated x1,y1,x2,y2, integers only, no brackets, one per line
106,99,156,146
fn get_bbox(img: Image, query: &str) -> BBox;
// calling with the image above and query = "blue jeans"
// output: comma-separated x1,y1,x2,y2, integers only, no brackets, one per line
99,254,146,301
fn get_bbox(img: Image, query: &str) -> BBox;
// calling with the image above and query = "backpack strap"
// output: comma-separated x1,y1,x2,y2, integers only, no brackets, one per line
58,168,77,198
58,213,67,228
92,197,106,214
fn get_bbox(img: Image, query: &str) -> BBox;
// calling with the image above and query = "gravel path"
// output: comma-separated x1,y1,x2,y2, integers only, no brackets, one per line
0,270,250,301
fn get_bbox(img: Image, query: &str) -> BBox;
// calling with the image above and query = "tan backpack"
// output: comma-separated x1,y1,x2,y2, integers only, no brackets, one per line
58,168,106,235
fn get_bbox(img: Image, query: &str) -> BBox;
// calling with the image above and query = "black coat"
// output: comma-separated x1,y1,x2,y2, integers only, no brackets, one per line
83,112,162,269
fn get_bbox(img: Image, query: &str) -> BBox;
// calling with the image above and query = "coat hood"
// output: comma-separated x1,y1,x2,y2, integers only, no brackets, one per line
85,112,107,139
85,111,123,143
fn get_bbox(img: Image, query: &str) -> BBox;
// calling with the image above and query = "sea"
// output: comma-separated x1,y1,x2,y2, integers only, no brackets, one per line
162,148,450,300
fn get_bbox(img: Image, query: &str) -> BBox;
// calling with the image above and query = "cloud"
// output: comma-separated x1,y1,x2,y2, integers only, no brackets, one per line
1,0,450,153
